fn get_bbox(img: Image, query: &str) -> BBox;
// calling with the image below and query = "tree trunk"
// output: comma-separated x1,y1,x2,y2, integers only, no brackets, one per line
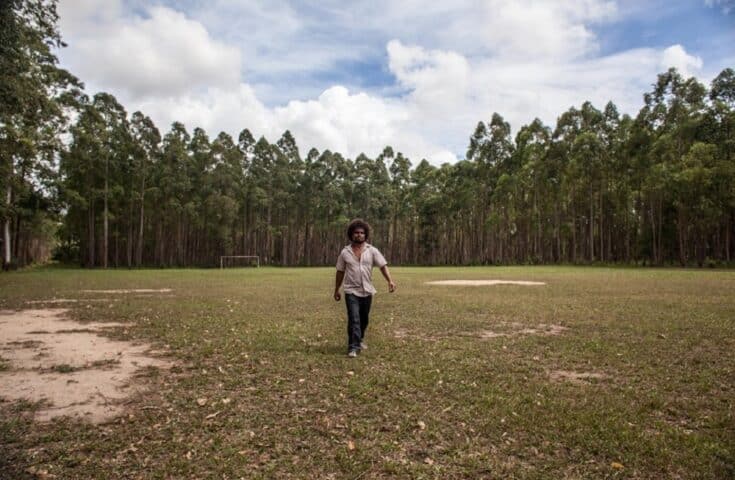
88,200,95,267
726,215,731,263
127,202,133,268
281,226,288,266
304,223,311,266
571,206,577,263
136,172,146,267
3,187,11,268
103,160,109,269
677,208,687,267
649,201,657,265
12,203,21,262
589,189,594,262
599,191,603,262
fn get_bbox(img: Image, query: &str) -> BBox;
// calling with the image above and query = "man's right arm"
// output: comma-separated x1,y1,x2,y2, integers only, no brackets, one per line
334,270,345,301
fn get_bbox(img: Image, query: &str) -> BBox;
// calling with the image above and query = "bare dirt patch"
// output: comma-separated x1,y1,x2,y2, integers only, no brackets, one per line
26,298,79,304
466,323,567,339
394,323,568,341
26,298,116,304
517,324,568,336
0,309,170,423
425,280,546,286
549,370,608,385
80,288,173,294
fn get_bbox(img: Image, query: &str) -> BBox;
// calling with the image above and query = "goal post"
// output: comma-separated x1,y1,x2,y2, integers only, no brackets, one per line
220,255,260,269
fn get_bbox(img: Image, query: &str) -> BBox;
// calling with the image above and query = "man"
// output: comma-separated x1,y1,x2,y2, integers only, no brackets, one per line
334,219,396,357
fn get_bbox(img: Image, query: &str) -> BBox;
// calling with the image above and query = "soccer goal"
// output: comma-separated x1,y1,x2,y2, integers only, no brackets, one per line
220,255,260,269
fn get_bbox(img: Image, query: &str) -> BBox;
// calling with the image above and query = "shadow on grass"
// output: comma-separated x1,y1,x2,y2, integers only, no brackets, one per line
310,344,349,357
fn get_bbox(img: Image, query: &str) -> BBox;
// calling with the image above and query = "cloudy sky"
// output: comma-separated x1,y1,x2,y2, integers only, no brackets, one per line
56,0,734,164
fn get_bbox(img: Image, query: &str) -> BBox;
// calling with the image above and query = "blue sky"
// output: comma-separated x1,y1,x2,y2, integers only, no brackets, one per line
57,0,734,164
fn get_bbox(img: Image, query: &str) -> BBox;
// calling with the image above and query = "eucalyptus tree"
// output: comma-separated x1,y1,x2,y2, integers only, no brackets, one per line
208,132,243,261
237,128,256,254
674,142,720,265
552,106,585,261
597,102,622,261
299,147,320,264
707,69,735,260
608,112,635,261
155,122,191,266
311,149,352,264
1,0,80,268
442,160,480,263
250,136,277,262
129,112,160,266
640,68,708,264
388,151,412,262
61,95,105,267
186,127,212,264
409,159,440,263
372,147,395,247
513,118,551,261
90,93,130,268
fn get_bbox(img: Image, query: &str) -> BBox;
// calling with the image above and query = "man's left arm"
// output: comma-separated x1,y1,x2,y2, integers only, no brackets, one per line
380,265,396,293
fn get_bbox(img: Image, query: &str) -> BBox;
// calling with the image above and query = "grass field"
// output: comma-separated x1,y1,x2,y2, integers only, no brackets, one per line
1,266,734,479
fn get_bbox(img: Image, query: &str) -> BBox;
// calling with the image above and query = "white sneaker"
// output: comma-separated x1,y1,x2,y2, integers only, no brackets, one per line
347,350,358,358
359,342,367,350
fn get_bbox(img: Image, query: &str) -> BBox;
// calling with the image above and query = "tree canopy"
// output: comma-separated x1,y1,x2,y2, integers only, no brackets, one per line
2,1,734,268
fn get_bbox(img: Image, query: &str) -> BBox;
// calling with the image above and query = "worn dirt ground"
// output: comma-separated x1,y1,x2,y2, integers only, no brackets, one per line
0,308,170,423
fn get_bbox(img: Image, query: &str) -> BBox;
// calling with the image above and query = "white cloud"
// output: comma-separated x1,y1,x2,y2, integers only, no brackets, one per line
473,0,618,60
134,83,451,164
54,1,722,166
58,2,240,99
387,40,470,105
660,45,704,77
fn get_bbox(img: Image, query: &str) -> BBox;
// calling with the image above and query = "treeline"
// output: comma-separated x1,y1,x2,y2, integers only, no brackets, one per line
2,1,734,268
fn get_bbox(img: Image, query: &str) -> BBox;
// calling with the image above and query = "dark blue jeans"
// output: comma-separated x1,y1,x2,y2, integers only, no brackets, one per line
345,293,372,352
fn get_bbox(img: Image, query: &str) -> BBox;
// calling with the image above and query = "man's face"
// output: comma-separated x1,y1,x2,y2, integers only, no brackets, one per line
351,229,366,244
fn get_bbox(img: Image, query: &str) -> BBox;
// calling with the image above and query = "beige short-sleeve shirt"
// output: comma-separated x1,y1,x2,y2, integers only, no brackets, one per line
336,244,388,297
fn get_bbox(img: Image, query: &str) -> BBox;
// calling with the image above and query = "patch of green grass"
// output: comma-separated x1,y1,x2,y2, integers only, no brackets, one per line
1,266,734,478
48,364,77,373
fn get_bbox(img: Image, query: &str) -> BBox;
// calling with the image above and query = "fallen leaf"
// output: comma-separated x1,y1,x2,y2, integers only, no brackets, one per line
196,398,207,406
205,411,221,420
221,398,232,404
347,371,355,376
424,457,434,465
611,462,624,470
417,420,426,430
347,440,356,450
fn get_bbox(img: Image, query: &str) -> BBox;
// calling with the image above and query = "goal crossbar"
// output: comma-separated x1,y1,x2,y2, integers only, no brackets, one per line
220,255,260,268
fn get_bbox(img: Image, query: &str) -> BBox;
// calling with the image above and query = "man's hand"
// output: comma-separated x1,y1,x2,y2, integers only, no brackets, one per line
388,281,396,293
335,270,345,301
